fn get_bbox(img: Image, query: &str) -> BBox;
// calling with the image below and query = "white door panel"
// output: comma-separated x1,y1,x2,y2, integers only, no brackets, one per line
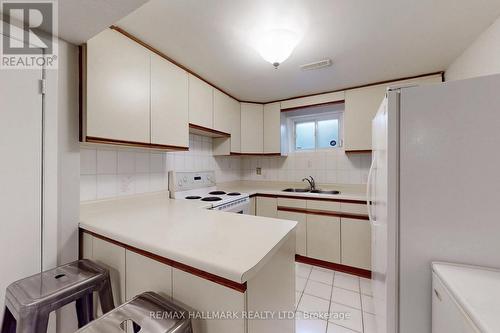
0,66,43,319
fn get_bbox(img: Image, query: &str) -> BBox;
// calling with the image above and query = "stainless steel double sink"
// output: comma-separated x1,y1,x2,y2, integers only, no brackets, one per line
282,188,340,195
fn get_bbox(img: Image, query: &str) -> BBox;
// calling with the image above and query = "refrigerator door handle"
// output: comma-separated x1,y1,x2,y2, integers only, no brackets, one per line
367,151,377,223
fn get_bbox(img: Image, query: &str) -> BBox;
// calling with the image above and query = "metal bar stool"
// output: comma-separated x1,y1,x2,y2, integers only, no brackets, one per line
76,292,193,333
1,259,114,333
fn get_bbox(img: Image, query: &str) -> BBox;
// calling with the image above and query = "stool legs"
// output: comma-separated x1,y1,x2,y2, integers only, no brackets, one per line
16,312,49,333
98,279,114,314
75,293,94,328
1,308,16,333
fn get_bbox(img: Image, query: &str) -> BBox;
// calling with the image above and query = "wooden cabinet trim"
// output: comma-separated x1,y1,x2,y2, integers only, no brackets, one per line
345,150,373,154
280,100,345,112
79,228,247,293
230,152,281,156
253,194,366,205
85,136,189,151
277,206,369,220
295,255,371,279
89,28,442,106
188,123,230,138
111,25,240,102
265,71,444,104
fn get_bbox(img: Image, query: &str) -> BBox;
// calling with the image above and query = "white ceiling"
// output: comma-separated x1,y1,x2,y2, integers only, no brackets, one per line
116,0,500,103
57,0,149,44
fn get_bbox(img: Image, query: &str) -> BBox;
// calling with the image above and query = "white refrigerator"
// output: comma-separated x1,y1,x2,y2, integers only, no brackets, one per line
368,74,500,333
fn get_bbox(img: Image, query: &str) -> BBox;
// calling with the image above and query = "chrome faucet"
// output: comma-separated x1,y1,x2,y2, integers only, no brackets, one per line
302,176,317,191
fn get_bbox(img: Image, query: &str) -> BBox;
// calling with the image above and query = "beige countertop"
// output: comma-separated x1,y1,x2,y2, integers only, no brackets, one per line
217,181,367,202
79,192,296,284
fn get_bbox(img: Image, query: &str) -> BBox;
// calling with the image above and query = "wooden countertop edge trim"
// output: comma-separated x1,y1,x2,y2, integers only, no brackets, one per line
250,193,367,205
277,206,369,220
79,228,247,293
295,255,371,279
85,136,189,151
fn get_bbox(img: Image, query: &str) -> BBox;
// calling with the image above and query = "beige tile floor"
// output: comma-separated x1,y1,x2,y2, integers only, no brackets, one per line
295,263,375,333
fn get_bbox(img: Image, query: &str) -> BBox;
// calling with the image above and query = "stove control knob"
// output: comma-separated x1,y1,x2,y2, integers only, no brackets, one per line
183,176,188,183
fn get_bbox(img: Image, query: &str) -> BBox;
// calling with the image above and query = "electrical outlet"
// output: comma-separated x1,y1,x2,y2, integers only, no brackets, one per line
256,167,262,175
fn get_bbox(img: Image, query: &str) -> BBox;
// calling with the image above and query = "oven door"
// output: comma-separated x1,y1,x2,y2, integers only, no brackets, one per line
212,198,250,214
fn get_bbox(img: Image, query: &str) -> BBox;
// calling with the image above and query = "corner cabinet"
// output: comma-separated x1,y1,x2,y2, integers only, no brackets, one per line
344,73,442,152
213,90,241,155
263,102,281,154
82,29,189,150
240,103,264,154
188,74,214,129
150,53,189,148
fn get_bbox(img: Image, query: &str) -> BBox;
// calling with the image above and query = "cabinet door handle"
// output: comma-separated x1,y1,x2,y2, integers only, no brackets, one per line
434,289,442,301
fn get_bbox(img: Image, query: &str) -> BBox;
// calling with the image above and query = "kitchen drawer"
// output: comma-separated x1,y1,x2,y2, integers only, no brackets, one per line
277,197,306,209
306,200,340,212
341,202,368,215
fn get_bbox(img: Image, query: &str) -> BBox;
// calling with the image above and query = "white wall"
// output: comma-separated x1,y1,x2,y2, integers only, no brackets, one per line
80,134,241,201
242,150,371,185
446,15,500,81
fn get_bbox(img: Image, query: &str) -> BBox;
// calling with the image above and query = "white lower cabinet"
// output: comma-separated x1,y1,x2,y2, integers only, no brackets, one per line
249,197,256,215
83,233,295,333
340,218,371,270
277,211,307,256
256,197,277,218
432,272,478,333
125,250,172,301
172,268,245,333
306,215,341,263
91,237,126,305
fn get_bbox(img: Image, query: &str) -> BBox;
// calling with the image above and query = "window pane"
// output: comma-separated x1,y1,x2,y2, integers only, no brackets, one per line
295,122,315,150
317,119,339,148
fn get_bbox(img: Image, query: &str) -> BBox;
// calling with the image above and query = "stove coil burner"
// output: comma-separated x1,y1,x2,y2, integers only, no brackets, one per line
227,192,241,196
209,191,226,195
201,197,223,202
185,196,202,200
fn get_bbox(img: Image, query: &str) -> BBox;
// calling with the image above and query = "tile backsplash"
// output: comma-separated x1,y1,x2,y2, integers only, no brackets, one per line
80,135,370,201
241,150,371,185
80,134,241,201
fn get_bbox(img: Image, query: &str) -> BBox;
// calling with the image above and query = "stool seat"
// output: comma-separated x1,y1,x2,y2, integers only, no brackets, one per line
1,259,114,333
77,292,192,333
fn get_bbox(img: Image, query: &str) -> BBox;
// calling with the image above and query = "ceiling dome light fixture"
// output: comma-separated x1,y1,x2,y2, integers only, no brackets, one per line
256,29,299,69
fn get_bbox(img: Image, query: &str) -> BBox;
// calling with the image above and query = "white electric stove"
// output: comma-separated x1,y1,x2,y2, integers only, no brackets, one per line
168,171,250,214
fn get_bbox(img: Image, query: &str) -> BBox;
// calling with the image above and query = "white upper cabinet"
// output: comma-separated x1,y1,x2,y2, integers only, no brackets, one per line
344,74,442,151
86,29,150,143
240,103,264,153
188,74,214,129
214,89,241,153
213,89,233,134
230,102,241,153
263,102,281,154
151,53,189,148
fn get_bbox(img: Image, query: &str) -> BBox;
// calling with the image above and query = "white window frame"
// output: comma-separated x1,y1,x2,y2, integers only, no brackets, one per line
288,111,343,152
